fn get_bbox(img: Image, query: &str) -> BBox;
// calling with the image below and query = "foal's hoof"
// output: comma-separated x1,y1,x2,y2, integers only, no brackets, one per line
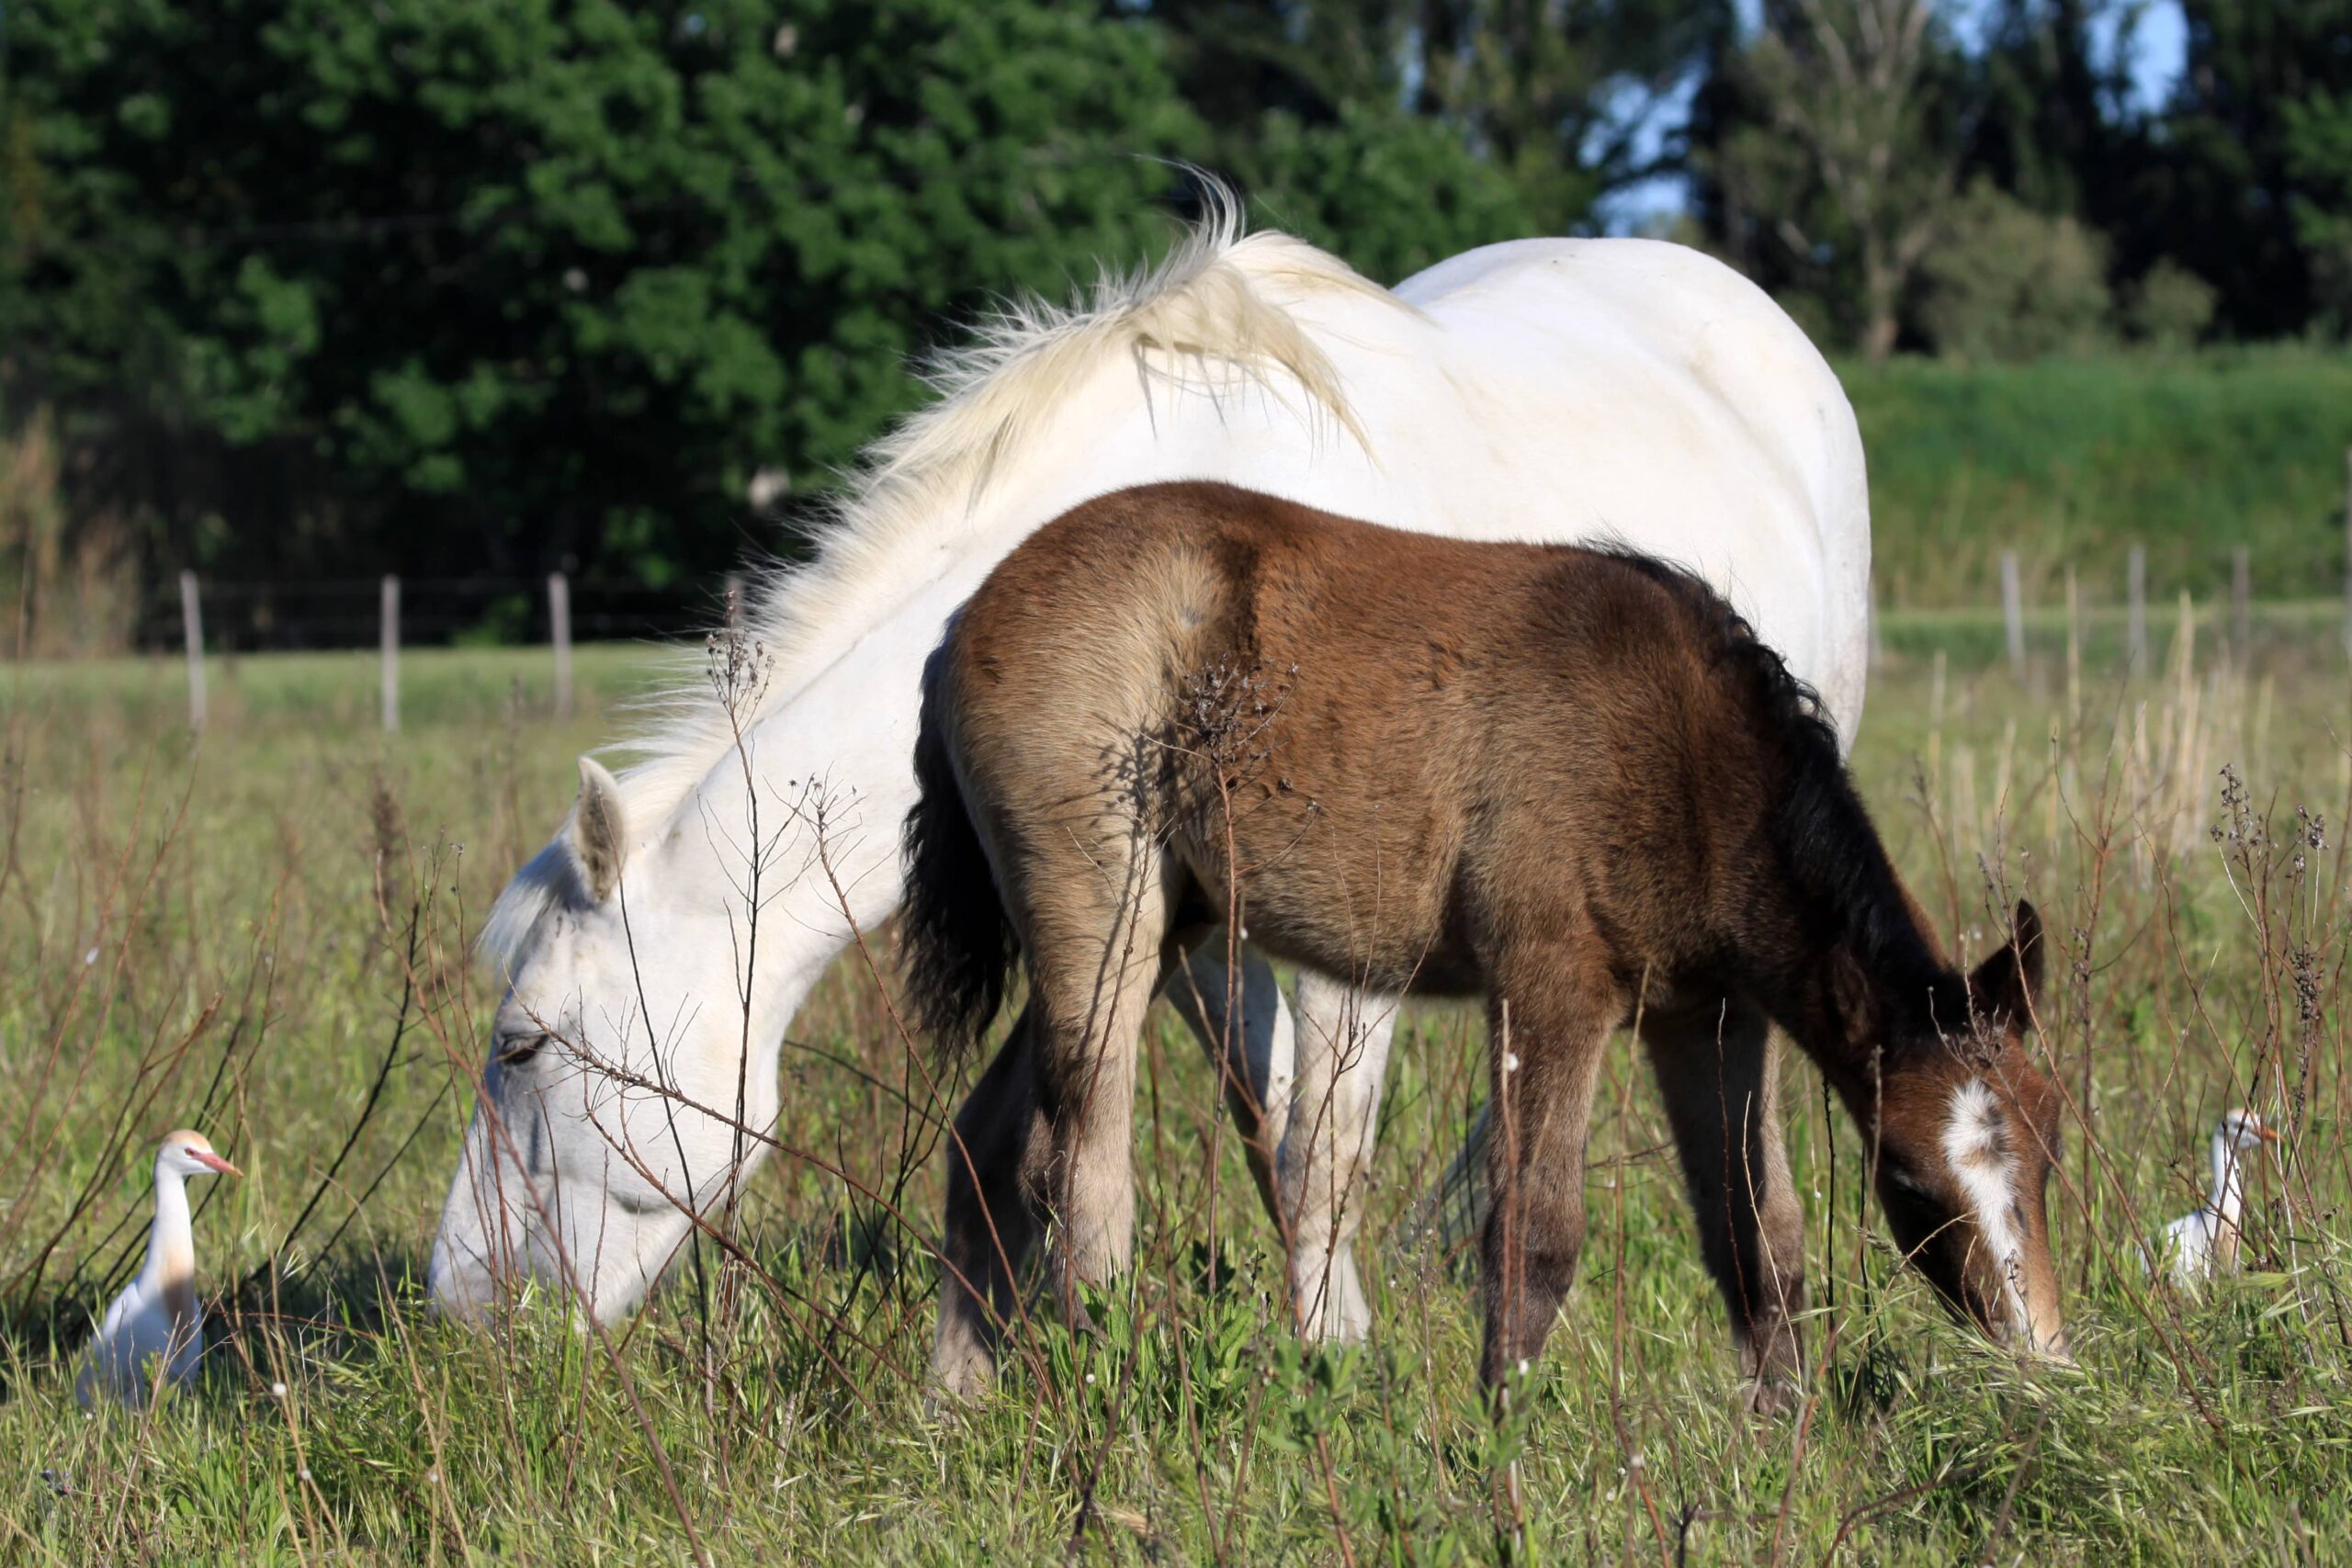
928,1341,999,1411
1741,1375,1802,1418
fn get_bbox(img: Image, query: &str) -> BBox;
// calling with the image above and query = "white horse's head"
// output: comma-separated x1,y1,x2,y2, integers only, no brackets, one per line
428,754,792,1324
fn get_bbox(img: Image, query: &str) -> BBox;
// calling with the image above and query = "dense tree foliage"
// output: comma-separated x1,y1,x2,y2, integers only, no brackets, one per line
1,0,1197,590
2158,0,2352,340
1148,0,1724,241
1691,0,1975,360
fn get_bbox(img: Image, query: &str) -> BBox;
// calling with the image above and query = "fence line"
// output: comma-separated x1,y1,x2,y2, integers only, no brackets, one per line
2128,544,2148,677
179,570,205,732
2000,549,2024,677
2233,545,2252,653
379,575,400,734
137,571,735,654
172,570,646,727
549,571,573,722
162,513,2352,727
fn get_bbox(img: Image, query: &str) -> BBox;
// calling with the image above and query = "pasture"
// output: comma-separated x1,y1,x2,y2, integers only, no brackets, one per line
1,611,2348,1563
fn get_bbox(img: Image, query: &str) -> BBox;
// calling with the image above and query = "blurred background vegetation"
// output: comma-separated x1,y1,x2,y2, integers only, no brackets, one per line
1,0,2349,649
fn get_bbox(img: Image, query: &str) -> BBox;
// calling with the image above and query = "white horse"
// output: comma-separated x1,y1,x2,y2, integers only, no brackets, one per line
427,200,1872,1346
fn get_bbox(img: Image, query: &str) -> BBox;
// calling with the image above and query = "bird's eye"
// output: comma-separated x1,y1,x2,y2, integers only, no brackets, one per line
492,1031,549,1066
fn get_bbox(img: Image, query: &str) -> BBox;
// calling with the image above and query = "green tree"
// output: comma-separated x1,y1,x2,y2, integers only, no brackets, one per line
1693,0,1974,359
0,0,1198,595
1230,102,1532,283
1968,0,2141,222
1412,0,1729,233
2159,0,2352,339
2285,88,2352,330
1147,0,1724,240
1918,178,2111,360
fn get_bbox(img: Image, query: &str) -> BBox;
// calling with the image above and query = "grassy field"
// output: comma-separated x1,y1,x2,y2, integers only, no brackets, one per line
2,621,2349,1564
1845,346,2352,610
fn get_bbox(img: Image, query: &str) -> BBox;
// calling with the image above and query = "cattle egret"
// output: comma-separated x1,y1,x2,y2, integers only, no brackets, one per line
75,1130,240,1409
2152,1109,2279,1289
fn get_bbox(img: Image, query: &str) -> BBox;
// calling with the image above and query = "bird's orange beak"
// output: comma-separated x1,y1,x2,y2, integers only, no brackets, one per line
194,1149,242,1178
2256,1125,2283,1145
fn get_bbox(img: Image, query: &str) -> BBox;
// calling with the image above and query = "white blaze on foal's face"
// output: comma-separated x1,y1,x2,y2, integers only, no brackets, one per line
1869,899,2069,1358
1871,1053,2067,1359
1941,1077,2030,1336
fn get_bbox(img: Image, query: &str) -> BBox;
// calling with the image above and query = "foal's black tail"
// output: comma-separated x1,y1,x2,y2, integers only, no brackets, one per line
901,637,1018,1064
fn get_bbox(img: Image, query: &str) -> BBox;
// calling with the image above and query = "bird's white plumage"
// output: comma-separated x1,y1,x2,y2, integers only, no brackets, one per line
75,1130,238,1410
2147,1109,2276,1289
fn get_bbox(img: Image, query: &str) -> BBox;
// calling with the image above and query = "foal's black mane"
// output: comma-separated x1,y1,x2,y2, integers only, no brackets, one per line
1591,548,1962,1038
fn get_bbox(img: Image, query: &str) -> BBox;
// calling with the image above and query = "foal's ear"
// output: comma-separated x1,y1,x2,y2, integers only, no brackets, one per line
568,756,629,903
1966,899,2046,1035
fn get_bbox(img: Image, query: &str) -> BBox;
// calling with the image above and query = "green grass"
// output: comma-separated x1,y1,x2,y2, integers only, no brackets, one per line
1846,346,2352,609
2,624,2350,1562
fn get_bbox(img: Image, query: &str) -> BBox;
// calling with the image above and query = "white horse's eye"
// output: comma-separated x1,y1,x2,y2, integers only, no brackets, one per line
492,1031,549,1066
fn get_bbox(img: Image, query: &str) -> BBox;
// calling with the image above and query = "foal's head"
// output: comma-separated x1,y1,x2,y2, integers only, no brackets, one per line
1841,900,2069,1358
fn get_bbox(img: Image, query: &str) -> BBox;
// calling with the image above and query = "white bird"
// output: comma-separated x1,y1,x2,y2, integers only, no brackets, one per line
76,1129,241,1409
2150,1109,2279,1289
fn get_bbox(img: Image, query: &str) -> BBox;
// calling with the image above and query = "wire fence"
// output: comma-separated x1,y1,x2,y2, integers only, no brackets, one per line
135,570,739,654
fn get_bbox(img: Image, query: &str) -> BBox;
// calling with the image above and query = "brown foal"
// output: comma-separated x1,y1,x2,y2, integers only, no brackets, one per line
904,480,2067,1404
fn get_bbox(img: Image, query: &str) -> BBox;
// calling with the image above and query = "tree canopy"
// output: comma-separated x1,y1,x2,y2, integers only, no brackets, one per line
1,0,1204,592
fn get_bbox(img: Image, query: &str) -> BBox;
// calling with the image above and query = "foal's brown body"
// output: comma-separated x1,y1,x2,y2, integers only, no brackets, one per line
908,481,2065,1400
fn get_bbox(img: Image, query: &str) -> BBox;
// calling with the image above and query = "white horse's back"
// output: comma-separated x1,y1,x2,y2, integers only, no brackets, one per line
1389,237,1871,740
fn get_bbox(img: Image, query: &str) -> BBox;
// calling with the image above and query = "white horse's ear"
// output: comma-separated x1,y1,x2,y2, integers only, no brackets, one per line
569,756,628,902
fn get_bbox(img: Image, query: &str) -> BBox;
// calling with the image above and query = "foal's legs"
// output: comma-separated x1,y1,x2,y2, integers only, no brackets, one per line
932,1007,1052,1398
1279,969,1399,1342
1640,1002,1806,1410
930,868,1170,1397
1479,959,1618,1392
1023,863,1173,1299
937,931,1388,1393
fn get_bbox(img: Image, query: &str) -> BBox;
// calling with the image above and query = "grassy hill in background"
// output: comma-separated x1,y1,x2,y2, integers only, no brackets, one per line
1845,346,2352,609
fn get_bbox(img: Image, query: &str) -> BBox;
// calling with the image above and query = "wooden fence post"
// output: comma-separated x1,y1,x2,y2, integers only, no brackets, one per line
2128,545,2148,678
2232,544,2251,654
548,571,573,721
2064,566,2080,728
379,574,400,734
179,570,206,732
2001,549,2025,677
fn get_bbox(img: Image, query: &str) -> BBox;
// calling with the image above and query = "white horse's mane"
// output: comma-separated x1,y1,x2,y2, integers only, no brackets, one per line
481,189,1400,969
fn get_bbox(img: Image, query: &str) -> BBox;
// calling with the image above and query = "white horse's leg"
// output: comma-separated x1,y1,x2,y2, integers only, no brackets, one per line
1164,938,1295,1227
1278,969,1398,1343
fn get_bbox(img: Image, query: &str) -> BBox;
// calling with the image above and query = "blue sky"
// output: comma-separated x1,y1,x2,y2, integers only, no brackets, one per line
1600,0,2189,232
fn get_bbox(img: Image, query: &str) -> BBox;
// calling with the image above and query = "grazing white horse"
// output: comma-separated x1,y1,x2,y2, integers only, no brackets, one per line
427,198,1872,1338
